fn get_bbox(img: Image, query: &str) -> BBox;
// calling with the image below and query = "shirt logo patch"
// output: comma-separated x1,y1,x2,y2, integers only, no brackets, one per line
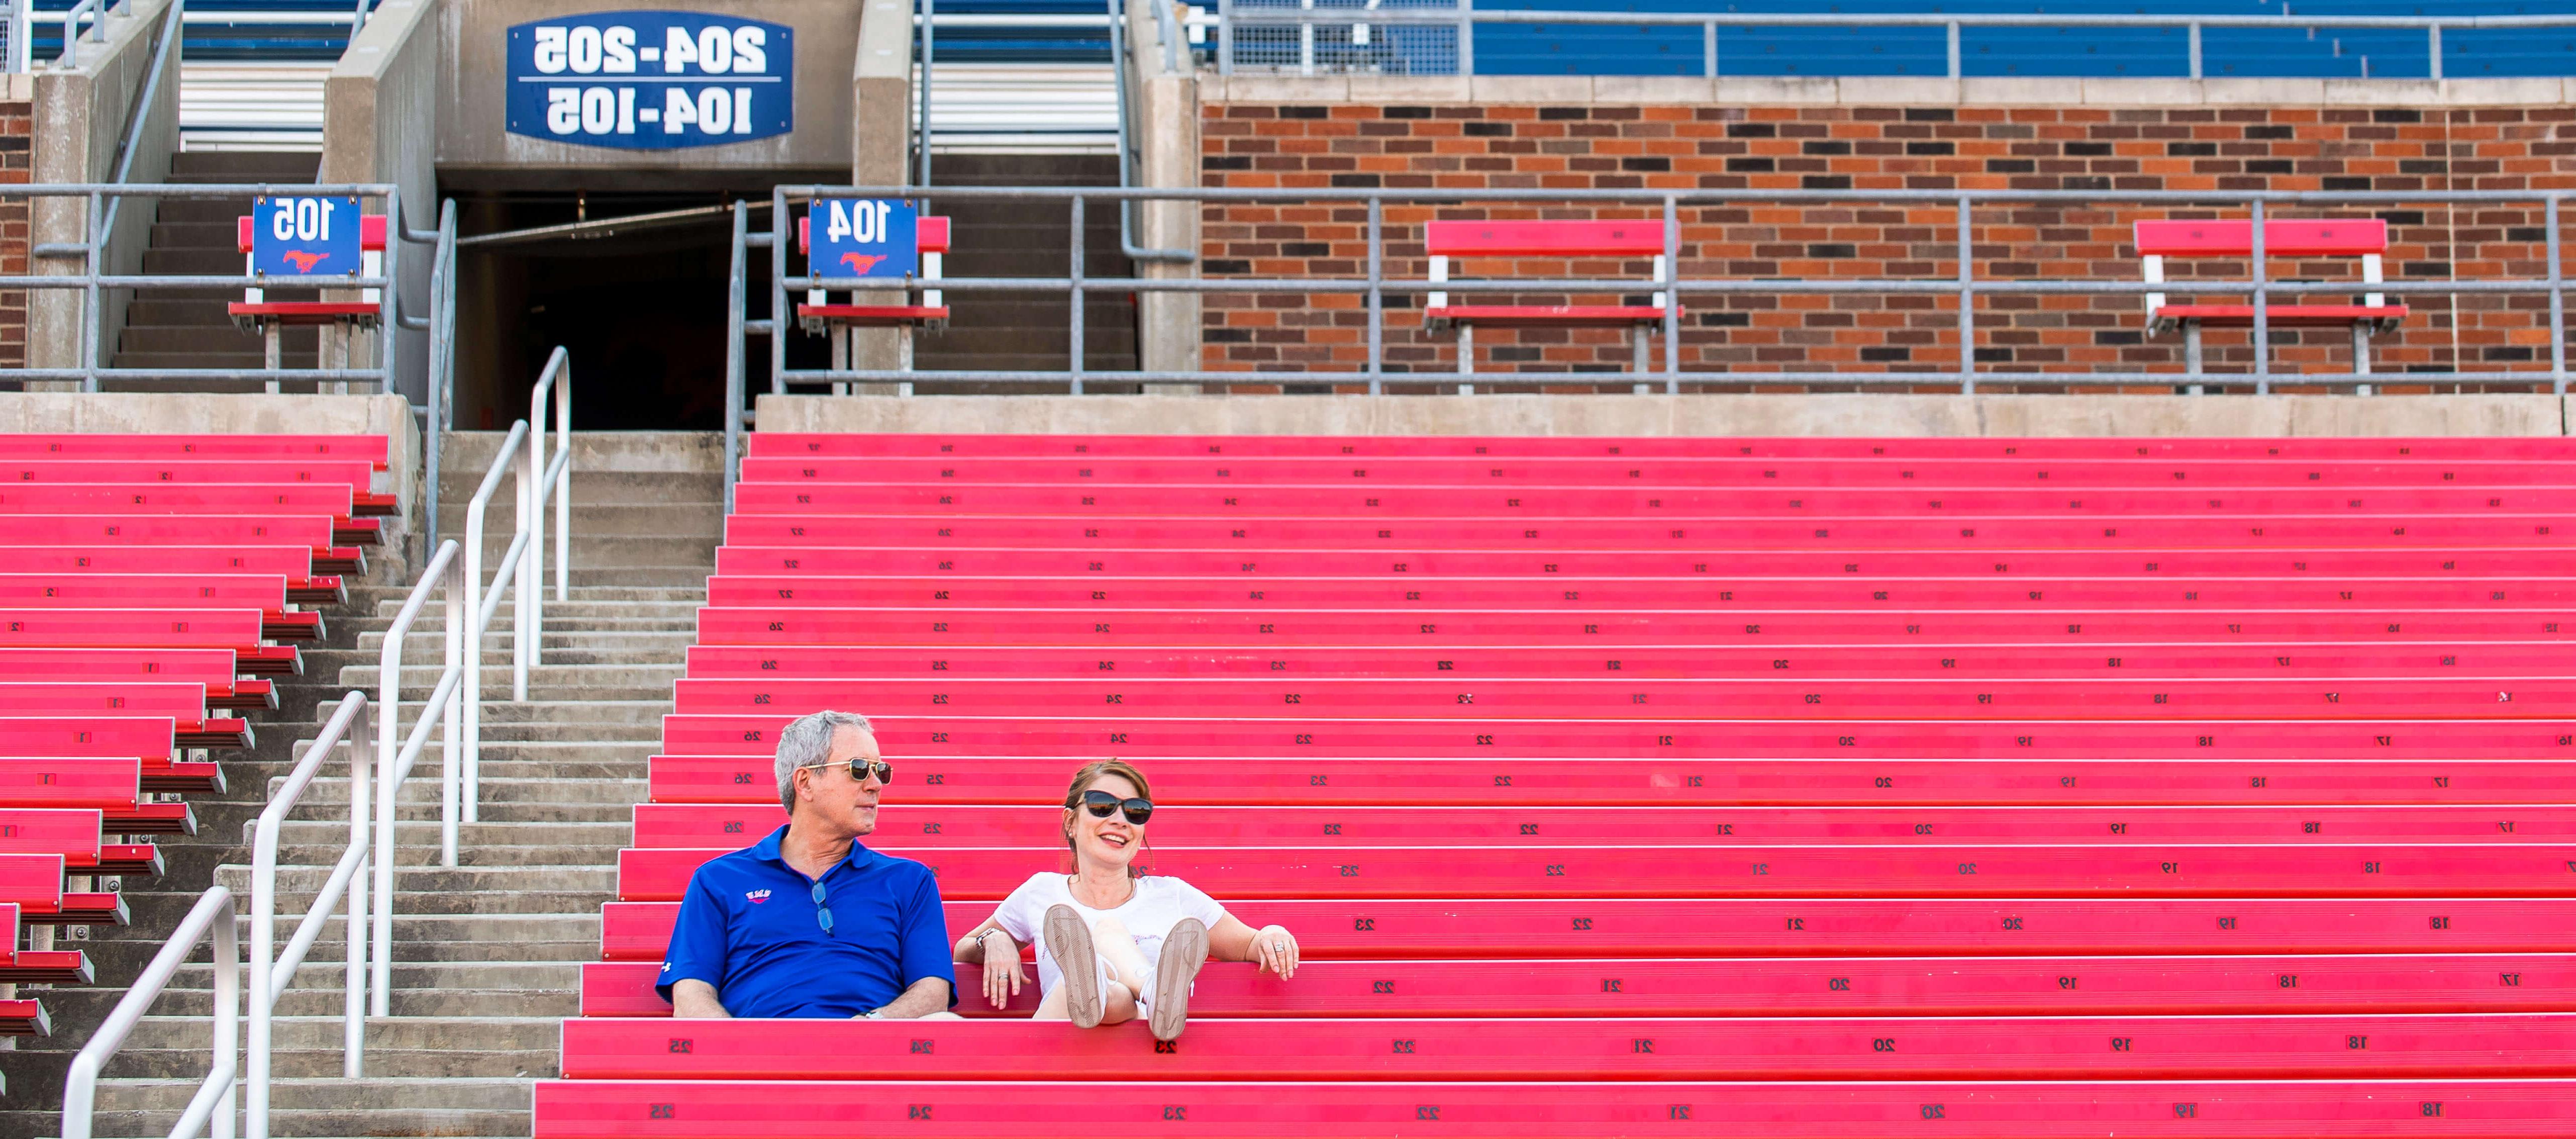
746,889,772,904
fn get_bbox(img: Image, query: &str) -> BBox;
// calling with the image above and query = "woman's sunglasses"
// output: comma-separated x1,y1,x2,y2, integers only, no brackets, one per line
801,758,894,785
1081,789,1154,825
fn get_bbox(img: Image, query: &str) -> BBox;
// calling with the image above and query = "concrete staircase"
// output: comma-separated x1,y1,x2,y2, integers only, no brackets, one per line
4,433,721,1138
110,150,325,387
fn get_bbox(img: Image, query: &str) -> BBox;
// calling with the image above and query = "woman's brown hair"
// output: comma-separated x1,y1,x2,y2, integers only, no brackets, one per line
1061,758,1153,878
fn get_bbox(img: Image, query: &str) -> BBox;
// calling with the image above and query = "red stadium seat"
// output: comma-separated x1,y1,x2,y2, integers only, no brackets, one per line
734,453,2576,486
599,896,2576,962
536,1077,2576,1136
0,902,89,984
0,547,341,604
0,575,320,639
2135,218,2405,373
0,758,194,833
630,803,2576,849
646,753,2576,808
0,515,368,568
582,951,2576,1019
0,808,162,874
742,432,2576,460
0,716,229,790
0,434,389,467
0,853,127,925
1420,220,1673,378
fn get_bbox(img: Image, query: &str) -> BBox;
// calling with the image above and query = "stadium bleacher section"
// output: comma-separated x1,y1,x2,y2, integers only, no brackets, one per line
523,429,2576,1137
0,432,375,1050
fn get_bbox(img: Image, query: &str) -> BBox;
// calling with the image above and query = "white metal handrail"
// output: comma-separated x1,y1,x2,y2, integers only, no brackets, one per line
246,691,371,1139
521,347,572,696
60,886,239,1139
369,538,463,1013
462,416,568,818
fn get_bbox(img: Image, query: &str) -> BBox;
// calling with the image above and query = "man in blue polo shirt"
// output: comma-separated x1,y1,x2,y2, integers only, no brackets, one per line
659,709,957,1018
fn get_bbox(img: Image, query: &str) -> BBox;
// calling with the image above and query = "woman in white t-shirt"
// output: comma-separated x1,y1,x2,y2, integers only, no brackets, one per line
952,758,1301,1041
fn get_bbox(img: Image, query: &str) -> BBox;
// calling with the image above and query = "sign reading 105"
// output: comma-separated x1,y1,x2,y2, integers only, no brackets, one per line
507,12,795,151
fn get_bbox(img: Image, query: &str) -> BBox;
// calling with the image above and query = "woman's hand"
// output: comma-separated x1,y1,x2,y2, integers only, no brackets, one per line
977,931,1024,1009
1251,924,1300,979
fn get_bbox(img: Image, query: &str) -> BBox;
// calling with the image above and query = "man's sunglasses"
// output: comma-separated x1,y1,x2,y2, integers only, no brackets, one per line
801,757,894,784
1081,789,1154,825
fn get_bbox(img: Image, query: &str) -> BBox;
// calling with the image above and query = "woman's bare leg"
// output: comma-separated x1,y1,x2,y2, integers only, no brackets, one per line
1088,915,1155,1026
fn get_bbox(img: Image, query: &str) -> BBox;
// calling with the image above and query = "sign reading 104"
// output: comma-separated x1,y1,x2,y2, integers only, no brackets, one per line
811,200,919,280
507,11,793,150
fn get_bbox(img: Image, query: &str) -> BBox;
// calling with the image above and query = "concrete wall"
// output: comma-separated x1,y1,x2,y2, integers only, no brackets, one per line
1127,0,1200,378
324,0,442,406
0,392,425,521
841,0,912,376
757,392,2569,437
438,0,860,173
1195,75,2576,391
30,0,178,374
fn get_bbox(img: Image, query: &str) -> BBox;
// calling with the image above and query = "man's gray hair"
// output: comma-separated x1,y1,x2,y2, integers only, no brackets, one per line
774,710,876,813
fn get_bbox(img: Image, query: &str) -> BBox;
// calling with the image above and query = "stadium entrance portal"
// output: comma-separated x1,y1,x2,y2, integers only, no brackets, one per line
451,184,811,432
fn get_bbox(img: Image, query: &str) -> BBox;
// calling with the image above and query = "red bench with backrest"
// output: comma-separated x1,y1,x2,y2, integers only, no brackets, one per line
0,546,340,605
0,758,194,834
230,215,390,387
737,452,2576,486
795,215,951,385
0,684,242,747
0,808,163,875
0,574,319,639
0,715,228,790
1423,220,1672,384
2135,218,2406,377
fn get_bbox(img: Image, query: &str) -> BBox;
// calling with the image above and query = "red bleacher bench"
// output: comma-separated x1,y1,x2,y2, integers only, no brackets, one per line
0,575,320,640
795,215,950,383
1423,220,1673,383
0,458,394,516
0,853,127,926
740,431,2576,460
0,647,273,711
0,434,390,469
0,546,342,605
533,1077,2576,1136
602,896,2576,963
648,753,2576,808
0,809,163,875
0,903,89,984
0,683,241,748
229,215,389,388
1,514,373,562
0,758,195,834
0,609,299,679
2135,218,2406,376
0,716,228,790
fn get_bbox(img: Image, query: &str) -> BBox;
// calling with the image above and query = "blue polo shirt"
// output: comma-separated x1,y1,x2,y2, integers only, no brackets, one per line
657,826,956,1017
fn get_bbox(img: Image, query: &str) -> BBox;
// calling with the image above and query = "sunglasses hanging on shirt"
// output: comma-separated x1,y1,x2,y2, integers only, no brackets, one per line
1081,789,1154,825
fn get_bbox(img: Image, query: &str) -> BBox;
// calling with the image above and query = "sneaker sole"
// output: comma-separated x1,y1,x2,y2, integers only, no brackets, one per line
1045,905,1105,1029
1152,918,1209,1041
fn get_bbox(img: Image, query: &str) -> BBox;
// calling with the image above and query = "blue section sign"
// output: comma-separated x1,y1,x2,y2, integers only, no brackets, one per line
810,199,919,280
506,11,792,150
250,196,361,277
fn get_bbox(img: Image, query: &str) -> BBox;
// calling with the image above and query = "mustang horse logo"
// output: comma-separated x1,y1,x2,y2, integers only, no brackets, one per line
279,250,329,273
839,252,887,275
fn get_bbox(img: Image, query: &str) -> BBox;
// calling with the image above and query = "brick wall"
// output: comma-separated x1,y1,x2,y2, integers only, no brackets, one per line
0,100,30,370
1199,102,2575,393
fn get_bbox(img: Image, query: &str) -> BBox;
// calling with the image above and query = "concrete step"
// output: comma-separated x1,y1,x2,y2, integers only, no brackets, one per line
356,629,697,655
274,776,649,807
434,501,725,536
340,664,685,691
44,963,578,1020
105,1015,562,1072
266,819,633,850
441,430,727,476
80,1075,529,1134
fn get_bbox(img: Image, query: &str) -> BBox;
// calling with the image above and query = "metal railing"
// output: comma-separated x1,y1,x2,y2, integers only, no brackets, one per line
60,887,239,1139
52,0,121,67
368,537,463,1009
417,199,459,551
1214,7,2576,80
246,691,371,1139
523,347,572,683
13,182,406,392
755,183,2574,397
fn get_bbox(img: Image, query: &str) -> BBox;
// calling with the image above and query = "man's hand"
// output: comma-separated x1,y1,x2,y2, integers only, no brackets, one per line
670,979,732,1019
978,932,1024,1009
872,976,955,1019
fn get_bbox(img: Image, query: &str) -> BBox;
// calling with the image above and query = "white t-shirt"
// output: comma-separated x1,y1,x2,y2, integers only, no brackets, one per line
987,873,1230,1004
